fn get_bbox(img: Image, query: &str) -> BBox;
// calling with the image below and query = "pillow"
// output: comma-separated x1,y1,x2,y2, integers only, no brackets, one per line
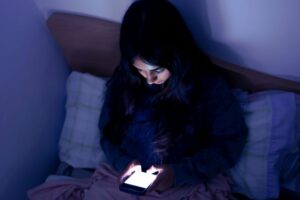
59,71,108,168
227,90,297,199
280,94,300,194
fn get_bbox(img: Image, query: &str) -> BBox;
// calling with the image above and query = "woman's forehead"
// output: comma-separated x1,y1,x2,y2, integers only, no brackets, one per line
133,57,159,70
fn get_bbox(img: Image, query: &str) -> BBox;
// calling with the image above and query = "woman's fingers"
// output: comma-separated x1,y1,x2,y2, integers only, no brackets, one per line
148,172,164,192
119,161,142,183
146,165,162,192
146,165,161,174
146,164,175,193
120,165,141,181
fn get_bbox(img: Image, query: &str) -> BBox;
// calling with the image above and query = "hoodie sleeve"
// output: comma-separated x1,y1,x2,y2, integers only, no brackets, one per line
172,75,248,185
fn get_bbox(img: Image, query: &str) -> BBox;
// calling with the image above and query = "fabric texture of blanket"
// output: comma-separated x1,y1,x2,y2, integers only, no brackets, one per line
28,164,236,200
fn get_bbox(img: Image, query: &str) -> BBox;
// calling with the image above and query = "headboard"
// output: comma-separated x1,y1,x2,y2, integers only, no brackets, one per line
47,12,300,94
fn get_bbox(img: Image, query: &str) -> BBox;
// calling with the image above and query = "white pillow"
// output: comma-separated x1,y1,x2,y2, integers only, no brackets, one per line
228,90,297,199
280,94,300,194
59,71,107,168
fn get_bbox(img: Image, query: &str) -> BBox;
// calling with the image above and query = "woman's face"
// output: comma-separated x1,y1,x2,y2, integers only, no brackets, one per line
133,57,171,85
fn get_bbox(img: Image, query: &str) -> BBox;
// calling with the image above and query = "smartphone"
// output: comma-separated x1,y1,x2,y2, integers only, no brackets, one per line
119,171,158,195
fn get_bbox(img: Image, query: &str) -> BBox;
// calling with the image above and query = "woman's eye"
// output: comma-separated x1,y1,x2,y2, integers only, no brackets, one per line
137,69,143,74
155,67,165,73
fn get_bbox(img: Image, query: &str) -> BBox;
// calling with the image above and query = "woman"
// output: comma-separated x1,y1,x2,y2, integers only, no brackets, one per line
97,0,248,198
28,0,248,199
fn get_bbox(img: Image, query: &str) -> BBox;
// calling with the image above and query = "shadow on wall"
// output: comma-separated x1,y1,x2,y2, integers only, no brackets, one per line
0,0,70,199
170,0,245,67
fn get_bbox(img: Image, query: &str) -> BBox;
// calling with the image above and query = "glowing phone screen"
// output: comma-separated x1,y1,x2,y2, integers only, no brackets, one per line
124,172,157,188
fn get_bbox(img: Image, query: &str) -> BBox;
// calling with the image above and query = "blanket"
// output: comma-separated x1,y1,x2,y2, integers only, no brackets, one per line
28,164,236,200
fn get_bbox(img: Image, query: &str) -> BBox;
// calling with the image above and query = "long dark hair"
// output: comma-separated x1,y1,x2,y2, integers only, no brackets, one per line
101,0,213,159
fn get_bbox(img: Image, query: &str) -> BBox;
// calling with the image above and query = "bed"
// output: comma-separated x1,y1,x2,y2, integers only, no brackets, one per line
42,12,300,199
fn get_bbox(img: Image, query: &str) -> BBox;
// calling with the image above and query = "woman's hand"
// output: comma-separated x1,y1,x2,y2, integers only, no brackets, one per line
119,160,141,183
146,164,175,192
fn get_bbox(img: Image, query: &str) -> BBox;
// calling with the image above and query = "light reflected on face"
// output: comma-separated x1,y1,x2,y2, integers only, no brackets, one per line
133,57,171,85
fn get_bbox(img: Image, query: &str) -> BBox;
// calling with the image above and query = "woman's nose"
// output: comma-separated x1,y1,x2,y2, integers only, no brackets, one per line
146,73,157,84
